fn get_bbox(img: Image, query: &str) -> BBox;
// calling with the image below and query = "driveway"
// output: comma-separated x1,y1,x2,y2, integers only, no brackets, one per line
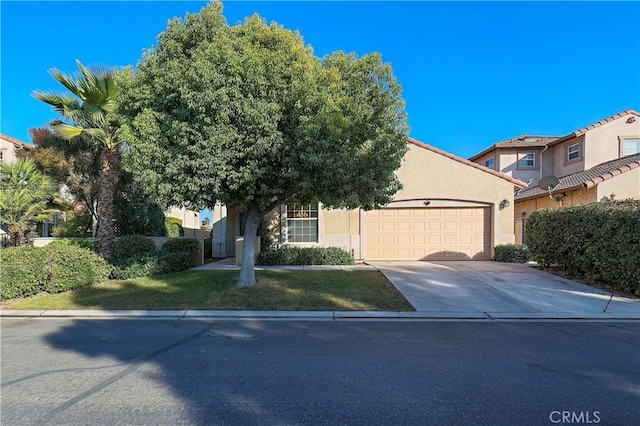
370,261,640,319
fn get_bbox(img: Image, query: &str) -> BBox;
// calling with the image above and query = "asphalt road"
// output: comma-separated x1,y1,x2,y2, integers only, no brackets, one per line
1,319,639,425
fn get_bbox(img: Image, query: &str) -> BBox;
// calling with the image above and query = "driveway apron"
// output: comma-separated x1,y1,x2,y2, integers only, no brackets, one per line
370,261,639,318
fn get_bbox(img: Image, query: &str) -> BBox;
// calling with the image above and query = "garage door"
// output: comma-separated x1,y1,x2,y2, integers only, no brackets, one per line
365,208,491,261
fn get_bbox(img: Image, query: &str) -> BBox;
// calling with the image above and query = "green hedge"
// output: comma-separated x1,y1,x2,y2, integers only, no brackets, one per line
494,244,530,263
0,245,111,300
526,200,640,295
165,217,183,238
48,238,97,252
111,252,194,280
161,238,199,258
257,246,354,266
113,235,157,263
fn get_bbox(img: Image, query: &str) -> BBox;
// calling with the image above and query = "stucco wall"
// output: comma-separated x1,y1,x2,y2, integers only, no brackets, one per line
390,143,517,245
553,136,585,177
165,206,201,230
584,115,640,169
596,167,640,201
0,137,18,164
497,149,542,187
473,152,497,170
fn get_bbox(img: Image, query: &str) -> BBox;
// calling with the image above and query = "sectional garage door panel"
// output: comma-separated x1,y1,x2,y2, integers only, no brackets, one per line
365,208,491,260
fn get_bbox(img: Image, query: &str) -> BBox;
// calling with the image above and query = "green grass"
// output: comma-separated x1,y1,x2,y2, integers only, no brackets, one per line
2,270,414,311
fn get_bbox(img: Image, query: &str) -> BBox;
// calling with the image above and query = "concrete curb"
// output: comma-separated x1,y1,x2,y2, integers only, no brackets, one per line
1,309,638,320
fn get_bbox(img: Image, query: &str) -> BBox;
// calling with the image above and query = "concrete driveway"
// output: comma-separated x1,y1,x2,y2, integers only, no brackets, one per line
370,261,640,319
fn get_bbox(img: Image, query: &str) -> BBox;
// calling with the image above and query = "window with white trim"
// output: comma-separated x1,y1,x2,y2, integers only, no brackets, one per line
518,153,535,168
283,203,318,243
0,149,6,163
622,138,640,156
484,157,495,168
567,143,580,161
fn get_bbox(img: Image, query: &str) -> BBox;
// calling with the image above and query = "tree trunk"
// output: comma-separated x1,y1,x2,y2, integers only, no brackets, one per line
237,205,262,287
8,224,25,247
96,148,118,262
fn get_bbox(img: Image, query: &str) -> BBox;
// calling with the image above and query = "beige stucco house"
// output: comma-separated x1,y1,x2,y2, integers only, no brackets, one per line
1,133,33,165
213,138,525,261
469,109,640,243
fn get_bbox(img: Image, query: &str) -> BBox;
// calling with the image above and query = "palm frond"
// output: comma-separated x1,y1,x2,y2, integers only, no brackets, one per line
49,68,85,99
32,91,79,116
51,122,85,140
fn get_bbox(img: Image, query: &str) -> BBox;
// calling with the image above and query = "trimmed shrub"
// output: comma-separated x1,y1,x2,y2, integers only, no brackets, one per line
48,238,96,252
112,255,163,280
159,252,195,274
165,217,183,238
113,235,157,264
41,244,112,294
112,252,195,279
526,200,640,295
161,238,199,259
0,244,111,300
257,246,354,266
494,244,529,263
0,247,48,299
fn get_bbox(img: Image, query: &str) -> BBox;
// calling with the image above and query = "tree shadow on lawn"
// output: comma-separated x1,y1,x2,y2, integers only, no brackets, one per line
63,270,414,311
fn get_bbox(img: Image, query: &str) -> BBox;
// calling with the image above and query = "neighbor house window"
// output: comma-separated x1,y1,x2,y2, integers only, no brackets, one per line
484,157,495,169
0,150,5,163
284,203,318,243
621,138,640,156
566,143,580,162
518,153,535,168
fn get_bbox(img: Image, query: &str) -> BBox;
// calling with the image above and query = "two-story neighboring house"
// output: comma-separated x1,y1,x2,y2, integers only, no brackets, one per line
469,110,640,243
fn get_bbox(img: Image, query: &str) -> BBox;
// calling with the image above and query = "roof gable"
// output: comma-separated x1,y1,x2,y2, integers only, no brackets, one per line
546,109,640,147
409,138,526,187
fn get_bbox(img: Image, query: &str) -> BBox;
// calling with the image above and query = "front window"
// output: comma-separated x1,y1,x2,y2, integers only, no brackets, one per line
518,153,535,168
567,143,580,161
622,138,640,156
484,157,495,168
284,203,318,243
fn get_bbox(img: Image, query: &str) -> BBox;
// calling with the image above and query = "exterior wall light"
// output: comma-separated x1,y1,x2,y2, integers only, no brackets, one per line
499,199,510,209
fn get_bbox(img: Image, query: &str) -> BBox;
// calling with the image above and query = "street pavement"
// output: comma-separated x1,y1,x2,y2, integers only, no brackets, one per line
1,318,639,425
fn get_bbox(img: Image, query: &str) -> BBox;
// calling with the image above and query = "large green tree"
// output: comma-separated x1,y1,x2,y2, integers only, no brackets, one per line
119,1,409,286
34,61,124,261
0,158,57,247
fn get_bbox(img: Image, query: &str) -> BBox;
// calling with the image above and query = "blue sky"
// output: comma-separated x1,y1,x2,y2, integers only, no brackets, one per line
2,1,639,221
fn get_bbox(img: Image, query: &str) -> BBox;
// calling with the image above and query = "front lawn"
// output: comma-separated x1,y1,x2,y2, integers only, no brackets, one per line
2,270,414,311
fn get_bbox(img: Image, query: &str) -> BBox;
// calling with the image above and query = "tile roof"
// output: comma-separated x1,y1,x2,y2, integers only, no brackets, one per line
514,153,640,201
408,138,527,187
468,135,560,161
546,109,640,147
0,133,33,149
469,109,640,161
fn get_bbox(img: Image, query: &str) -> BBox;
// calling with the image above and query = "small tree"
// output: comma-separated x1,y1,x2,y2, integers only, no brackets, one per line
119,2,409,285
0,159,57,246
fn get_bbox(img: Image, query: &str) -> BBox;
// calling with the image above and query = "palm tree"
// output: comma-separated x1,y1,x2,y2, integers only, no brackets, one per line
0,158,57,247
34,60,123,261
